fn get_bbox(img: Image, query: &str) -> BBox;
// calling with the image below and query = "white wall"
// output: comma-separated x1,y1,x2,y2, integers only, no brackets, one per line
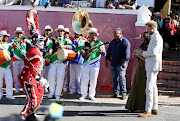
137,0,155,7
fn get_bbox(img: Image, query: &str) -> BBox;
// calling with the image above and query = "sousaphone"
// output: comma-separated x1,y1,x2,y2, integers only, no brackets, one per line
72,9,93,34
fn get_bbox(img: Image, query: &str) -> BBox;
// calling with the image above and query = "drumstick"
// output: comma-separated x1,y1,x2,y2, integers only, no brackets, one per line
13,41,42,77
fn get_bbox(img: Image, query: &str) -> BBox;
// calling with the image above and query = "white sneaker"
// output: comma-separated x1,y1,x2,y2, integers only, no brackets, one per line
89,96,96,101
48,94,54,99
79,96,85,101
6,95,15,99
55,95,60,99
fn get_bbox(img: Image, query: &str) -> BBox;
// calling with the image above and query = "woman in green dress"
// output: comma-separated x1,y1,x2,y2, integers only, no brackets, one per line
125,32,150,112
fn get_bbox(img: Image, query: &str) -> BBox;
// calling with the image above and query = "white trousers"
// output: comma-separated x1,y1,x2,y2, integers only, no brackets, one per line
48,62,66,96
41,65,49,81
145,71,159,112
81,63,99,97
69,63,82,94
63,63,69,91
0,66,13,97
13,60,24,90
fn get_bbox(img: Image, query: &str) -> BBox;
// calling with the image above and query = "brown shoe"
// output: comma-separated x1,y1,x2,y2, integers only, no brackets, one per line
138,112,151,117
152,110,158,115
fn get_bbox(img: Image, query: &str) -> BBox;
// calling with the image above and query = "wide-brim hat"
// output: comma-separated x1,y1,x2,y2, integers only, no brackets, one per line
43,25,53,32
0,30,10,36
88,28,99,35
14,27,24,33
64,28,71,34
55,25,65,31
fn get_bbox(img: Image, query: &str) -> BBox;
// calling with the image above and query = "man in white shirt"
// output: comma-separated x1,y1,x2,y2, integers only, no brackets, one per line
135,20,163,117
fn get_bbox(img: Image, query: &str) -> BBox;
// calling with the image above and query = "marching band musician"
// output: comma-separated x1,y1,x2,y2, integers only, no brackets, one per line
79,28,106,101
18,33,48,120
47,25,75,99
9,27,26,94
41,25,53,85
0,30,15,100
69,32,87,95
63,28,71,92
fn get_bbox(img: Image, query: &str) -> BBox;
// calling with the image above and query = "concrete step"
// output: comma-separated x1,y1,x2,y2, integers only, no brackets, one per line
157,80,180,88
162,65,180,73
162,60,180,66
158,87,180,95
158,72,180,80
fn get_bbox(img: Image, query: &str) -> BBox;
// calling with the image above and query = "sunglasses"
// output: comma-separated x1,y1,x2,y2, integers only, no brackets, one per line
57,30,64,32
4,35,9,37
16,32,22,35
46,29,52,31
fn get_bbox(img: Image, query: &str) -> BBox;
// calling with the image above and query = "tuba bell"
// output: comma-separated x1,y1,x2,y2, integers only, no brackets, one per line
72,9,92,34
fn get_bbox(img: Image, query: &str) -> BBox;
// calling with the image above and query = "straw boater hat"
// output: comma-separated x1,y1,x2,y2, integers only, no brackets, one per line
55,25,65,31
88,28,99,35
64,28,71,34
43,25,53,32
14,27,24,33
0,30,10,36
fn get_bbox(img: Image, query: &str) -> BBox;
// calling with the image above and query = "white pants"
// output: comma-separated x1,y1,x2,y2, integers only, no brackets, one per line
145,71,159,112
0,66,13,97
48,61,66,96
81,63,99,97
69,63,82,94
41,65,49,81
63,63,69,91
13,60,24,90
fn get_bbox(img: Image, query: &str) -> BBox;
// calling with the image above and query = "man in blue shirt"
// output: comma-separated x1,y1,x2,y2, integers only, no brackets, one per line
106,28,131,100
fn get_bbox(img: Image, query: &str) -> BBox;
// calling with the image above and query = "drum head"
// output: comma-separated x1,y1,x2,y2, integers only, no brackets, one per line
3,50,11,61
57,49,68,61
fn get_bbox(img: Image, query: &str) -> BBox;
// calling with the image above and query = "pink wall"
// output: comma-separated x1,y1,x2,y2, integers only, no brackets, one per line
0,9,142,89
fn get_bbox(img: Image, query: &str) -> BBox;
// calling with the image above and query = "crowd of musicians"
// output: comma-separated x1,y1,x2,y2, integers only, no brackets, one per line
0,25,106,102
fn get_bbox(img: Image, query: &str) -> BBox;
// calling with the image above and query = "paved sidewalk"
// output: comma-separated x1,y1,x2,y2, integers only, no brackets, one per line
0,88,180,107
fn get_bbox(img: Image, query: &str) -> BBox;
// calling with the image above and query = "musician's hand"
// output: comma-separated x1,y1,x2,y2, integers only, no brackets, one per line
122,61,126,69
48,48,53,54
98,46,103,52
45,58,50,66
80,49,85,55
105,60,109,67
59,45,66,49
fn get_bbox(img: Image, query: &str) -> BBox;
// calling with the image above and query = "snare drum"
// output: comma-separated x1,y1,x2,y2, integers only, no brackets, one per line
57,49,77,61
0,50,11,65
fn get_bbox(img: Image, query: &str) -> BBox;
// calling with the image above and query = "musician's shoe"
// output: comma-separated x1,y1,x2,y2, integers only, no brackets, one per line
152,110,158,115
55,95,60,99
48,94,54,99
138,112,152,117
89,96,96,101
79,96,86,101
121,95,126,100
6,95,15,99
